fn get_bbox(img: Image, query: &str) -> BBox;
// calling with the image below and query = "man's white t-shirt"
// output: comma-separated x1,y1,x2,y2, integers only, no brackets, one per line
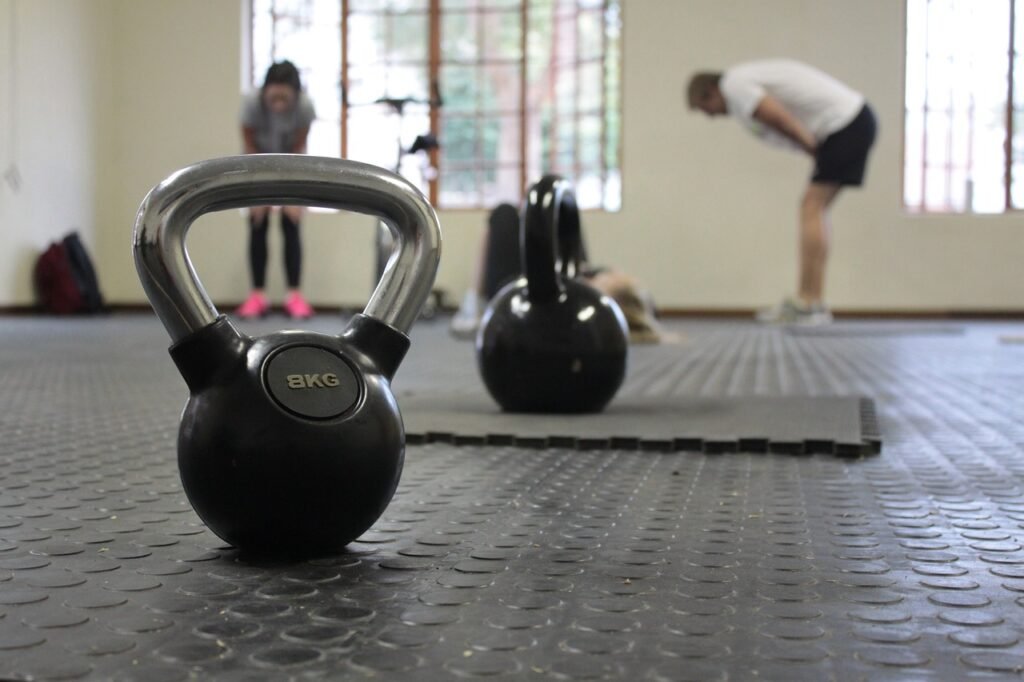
720,59,864,148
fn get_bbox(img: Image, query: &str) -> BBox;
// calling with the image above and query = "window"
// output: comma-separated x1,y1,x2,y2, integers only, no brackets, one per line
904,0,1022,213
250,1,343,169
248,0,622,210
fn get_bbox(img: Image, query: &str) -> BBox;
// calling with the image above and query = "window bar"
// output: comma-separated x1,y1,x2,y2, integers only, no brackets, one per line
966,47,976,212
899,0,908,211
520,1,529,197
573,2,582,184
1006,0,1016,210
248,0,256,88
385,8,393,97
919,0,931,211
428,0,440,206
476,1,484,207
270,2,278,63
959,0,976,212
599,0,609,208
340,0,349,159
548,2,559,172
945,51,953,210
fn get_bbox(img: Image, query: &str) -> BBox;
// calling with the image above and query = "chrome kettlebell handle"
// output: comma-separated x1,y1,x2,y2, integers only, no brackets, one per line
521,174,583,304
133,155,441,342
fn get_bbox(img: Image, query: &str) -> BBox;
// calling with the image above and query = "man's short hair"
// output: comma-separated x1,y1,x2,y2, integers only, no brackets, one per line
687,72,722,108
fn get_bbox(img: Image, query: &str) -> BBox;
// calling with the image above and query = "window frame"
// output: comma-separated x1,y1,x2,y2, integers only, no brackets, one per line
244,0,622,212
903,0,1021,214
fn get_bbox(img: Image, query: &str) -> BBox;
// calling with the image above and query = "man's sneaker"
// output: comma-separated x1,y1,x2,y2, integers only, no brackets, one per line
236,291,270,319
756,297,833,326
450,290,483,340
284,292,315,319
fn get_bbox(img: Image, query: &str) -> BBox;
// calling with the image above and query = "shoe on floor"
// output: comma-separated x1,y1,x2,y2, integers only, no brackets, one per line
450,290,482,340
236,291,270,320
284,292,314,319
756,297,833,326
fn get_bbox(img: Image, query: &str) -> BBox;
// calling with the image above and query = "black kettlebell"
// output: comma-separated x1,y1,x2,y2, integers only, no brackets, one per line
476,175,628,413
133,155,441,556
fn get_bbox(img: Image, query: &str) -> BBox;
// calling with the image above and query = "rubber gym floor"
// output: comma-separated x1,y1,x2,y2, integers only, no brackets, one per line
1,314,1024,681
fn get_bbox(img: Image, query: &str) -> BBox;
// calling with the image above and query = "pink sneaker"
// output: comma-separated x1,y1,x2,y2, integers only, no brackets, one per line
284,292,314,319
236,291,269,319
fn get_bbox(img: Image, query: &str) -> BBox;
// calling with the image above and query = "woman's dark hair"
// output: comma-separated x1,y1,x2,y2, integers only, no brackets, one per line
262,60,302,93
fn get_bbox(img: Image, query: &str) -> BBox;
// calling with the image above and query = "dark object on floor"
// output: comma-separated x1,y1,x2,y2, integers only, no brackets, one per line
62,232,105,312
401,393,879,455
477,175,628,413
482,203,522,300
33,231,104,314
131,155,441,556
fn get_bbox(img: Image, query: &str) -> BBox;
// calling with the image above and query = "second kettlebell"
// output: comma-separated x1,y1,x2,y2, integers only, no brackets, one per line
476,175,628,413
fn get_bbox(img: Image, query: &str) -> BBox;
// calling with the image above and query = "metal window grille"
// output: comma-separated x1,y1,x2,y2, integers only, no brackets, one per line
904,0,1016,213
249,0,622,210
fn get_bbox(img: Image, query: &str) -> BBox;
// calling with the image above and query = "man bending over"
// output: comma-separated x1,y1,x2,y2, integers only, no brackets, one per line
688,59,876,325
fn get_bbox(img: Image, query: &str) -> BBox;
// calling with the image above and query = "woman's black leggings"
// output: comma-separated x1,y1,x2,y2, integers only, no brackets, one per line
249,212,302,289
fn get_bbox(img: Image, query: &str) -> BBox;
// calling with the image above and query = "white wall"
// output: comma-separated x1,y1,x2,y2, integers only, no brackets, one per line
0,0,111,306
10,0,1024,312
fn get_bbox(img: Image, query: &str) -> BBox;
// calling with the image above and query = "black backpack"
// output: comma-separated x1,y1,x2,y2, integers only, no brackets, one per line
34,231,104,314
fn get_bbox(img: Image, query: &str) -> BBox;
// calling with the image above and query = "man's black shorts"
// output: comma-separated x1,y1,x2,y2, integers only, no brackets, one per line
812,104,877,187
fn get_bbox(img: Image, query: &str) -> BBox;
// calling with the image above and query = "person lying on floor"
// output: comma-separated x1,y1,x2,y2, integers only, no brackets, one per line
450,202,663,344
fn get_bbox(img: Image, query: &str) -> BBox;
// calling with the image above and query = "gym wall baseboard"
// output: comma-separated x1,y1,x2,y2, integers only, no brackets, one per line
654,307,1024,320
3,304,1024,320
0,303,372,317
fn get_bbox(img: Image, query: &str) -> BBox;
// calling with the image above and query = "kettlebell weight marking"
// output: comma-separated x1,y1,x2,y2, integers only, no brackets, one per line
263,346,363,421
285,373,341,389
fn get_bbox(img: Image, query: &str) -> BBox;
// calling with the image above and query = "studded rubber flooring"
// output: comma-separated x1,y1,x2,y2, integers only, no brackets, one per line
2,315,1024,680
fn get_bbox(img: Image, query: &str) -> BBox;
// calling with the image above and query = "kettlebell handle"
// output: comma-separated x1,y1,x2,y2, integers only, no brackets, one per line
521,175,583,304
133,155,441,342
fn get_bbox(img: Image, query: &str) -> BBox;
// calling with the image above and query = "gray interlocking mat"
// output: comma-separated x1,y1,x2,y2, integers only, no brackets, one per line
401,394,878,455
395,319,878,454
2,315,1024,681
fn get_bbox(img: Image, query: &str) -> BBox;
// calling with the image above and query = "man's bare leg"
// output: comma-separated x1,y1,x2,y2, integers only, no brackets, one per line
798,182,842,306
